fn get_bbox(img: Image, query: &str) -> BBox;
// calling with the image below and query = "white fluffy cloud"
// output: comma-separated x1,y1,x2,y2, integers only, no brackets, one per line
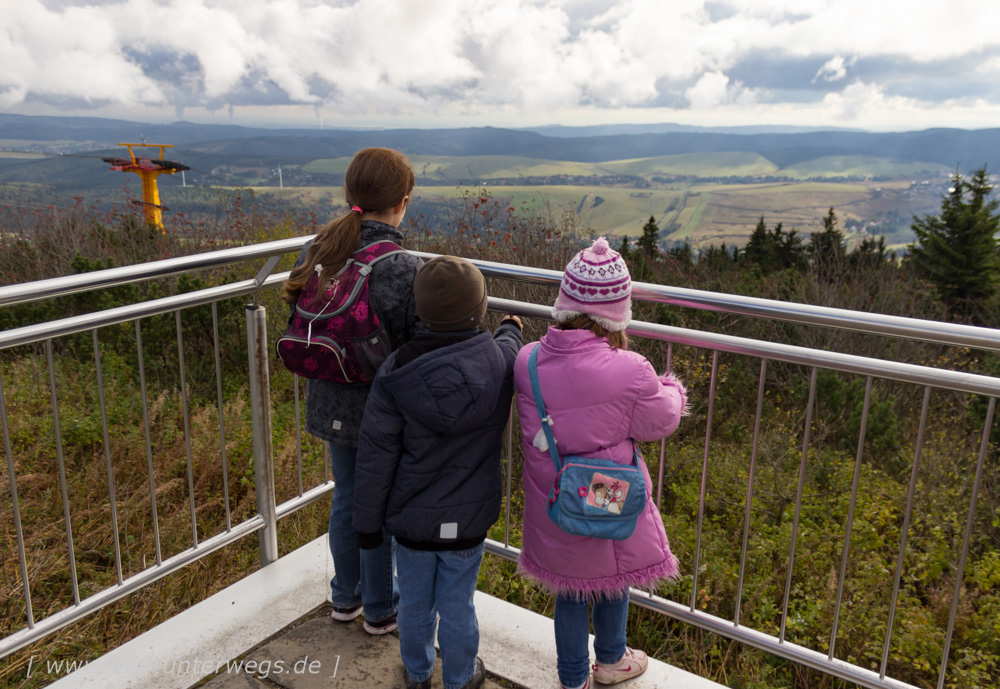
3,0,1000,128
814,56,850,83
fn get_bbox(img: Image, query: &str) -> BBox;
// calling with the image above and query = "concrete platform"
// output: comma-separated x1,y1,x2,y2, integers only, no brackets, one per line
196,610,507,689
48,536,726,689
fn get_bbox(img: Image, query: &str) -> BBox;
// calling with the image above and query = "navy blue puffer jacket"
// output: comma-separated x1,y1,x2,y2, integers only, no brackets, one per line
353,323,522,548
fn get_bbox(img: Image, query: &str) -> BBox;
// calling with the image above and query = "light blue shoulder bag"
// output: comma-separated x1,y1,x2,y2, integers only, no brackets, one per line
527,344,647,541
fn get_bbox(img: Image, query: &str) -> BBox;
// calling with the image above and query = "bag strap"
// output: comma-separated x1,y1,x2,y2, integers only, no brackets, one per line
328,241,406,279
352,241,408,268
529,344,644,473
527,345,564,474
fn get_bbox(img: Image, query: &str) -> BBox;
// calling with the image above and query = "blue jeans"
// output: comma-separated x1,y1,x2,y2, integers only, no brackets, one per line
327,442,398,622
554,590,630,687
396,543,485,689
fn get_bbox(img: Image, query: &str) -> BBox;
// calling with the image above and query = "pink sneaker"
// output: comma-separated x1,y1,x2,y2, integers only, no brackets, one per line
592,647,648,685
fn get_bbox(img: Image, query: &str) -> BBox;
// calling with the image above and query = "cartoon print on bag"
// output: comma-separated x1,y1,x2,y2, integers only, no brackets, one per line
587,472,630,512
606,481,624,514
592,483,610,509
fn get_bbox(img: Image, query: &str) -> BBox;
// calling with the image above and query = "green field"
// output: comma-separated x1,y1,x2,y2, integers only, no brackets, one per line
259,176,941,248
260,151,954,248
414,184,687,235
302,152,785,182
601,152,778,177
303,155,612,181
779,155,946,179
0,149,51,160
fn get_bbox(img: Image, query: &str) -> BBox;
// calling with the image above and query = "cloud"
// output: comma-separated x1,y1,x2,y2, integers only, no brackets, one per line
686,71,731,109
822,80,890,121
3,0,1000,128
814,56,851,83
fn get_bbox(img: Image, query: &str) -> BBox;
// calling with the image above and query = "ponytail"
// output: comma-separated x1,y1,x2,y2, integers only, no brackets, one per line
282,213,362,304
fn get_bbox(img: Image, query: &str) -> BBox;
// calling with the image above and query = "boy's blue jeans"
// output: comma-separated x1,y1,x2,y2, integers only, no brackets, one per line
327,442,398,623
396,543,485,689
554,589,629,687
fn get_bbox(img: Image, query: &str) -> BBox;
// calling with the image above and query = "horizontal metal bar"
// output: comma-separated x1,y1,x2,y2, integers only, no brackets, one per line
482,538,919,689
2,241,997,354
0,236,312,308
629,591,921,689
433,251,1000,353
0,272,289,351
489,298,1000,397
0,516,264,659
484,537,523,563
275,481,336,521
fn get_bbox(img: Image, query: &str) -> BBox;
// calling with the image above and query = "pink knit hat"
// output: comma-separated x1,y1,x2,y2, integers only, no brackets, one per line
552,237,632,332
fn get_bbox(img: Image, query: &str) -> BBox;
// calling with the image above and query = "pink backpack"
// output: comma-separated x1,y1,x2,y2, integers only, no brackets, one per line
277,241,407,384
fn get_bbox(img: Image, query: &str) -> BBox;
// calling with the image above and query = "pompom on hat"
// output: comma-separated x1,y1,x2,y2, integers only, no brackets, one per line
552,237,632,332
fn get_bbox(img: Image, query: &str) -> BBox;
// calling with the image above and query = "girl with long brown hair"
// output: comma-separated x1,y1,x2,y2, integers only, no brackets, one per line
284,147,421,635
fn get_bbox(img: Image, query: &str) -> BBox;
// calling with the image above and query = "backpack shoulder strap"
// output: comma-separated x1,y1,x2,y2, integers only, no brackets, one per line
353,241,408,268
527,344,563,473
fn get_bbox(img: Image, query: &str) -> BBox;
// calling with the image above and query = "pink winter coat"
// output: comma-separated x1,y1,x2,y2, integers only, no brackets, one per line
513,327,687,598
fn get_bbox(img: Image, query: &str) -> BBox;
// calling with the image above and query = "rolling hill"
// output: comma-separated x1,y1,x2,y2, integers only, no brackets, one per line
0,114,993,249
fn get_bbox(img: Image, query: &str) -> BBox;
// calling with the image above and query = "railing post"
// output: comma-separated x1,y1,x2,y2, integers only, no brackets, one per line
246,303,279,567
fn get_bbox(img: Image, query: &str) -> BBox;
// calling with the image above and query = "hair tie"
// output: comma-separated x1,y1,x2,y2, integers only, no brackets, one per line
351,205,364,214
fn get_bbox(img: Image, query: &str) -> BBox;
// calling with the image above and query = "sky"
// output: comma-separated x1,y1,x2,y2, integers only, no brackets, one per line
3,0,1000,132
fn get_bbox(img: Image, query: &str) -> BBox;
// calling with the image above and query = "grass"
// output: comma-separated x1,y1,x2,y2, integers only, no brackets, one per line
3,196,1000,688
302,155,611,181
0,152,50,161
0,324,333,689
414,185,687,236
676,192,711,240
252,173,943,249
602,152,779,178
778,156,948,180
301,152,946,185
201,147,956,250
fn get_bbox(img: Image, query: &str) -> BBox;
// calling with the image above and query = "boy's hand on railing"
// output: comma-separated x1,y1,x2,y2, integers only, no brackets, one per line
501,314,522,329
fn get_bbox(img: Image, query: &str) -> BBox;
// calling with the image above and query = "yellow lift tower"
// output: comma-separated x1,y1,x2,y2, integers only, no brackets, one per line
103,142,190,231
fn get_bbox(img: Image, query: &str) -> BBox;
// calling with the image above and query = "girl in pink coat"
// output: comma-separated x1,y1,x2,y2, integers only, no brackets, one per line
513,237,687,689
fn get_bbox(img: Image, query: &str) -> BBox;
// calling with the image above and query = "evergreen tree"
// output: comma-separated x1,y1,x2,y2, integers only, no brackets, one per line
848,236,888,273
744,216,778,272
776,226,807,272
909,167,1000,316
638,215,660,258
699,243,737,270
666,241,693,268
618,234,630,260
742,216,807,274
809,207,846,280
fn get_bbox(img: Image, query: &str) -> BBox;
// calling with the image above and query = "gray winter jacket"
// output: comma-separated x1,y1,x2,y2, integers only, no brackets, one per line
293,220,423,446
353,323,523,549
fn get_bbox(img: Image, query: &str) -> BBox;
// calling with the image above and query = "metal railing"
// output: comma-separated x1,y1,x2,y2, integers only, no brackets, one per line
2,236,998,689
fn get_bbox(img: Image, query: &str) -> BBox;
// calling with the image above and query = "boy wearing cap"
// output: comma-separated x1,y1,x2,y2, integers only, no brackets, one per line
354,255,523,689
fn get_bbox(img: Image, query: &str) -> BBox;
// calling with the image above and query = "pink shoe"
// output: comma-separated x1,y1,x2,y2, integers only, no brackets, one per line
562,677,591,689
592,647,648,685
